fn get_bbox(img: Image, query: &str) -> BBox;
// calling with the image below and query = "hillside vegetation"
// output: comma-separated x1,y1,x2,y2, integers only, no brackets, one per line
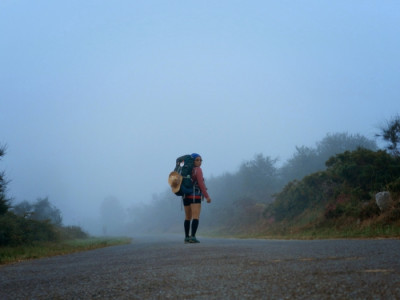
2,115,400,242
127,132,395,237
0,145,132,265
262,148,400,238
128,122,400,238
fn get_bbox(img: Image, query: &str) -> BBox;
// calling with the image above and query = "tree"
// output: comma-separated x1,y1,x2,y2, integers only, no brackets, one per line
238,153,281,201
100,196,126,235
326,148,400,193
316,132,377,158
376,114,400,156
280,132,377,183
13,198,63,226
12,200,33,217
0,145,10,215
280,146,319,182
31,197,63,226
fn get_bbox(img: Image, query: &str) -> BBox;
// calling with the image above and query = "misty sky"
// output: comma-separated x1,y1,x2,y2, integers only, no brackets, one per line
1,1,399,228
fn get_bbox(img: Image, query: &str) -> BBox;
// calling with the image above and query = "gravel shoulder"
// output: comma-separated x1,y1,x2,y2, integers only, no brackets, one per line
1,234,400,299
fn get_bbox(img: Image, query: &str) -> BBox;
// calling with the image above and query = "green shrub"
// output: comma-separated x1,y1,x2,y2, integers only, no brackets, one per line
266,148,400,225
26,219,59,243
267,172,336,221
383,207,400,223
58,226,89,240
0,145,10,215
388,177,400,199
326,149,400,192
0,212,59,246
0,213,24,245
359,201,381,220
324,194,364,219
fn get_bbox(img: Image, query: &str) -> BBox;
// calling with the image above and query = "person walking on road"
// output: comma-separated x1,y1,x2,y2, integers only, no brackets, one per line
183,153,211,244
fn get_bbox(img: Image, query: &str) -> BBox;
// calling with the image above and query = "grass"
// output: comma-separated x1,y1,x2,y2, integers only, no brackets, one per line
248,223,400,240
0,237,132,265
203,217,400,240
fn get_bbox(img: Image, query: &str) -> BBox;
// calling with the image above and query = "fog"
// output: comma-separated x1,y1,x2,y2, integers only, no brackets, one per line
1,1,399,235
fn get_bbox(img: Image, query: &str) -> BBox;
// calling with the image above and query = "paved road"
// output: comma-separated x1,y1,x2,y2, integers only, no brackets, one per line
1,235,400,299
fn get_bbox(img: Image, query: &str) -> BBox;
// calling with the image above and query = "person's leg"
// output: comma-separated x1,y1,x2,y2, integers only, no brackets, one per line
184,219,190,238
190,203,201,242
191,203,201,219
184,203,192,243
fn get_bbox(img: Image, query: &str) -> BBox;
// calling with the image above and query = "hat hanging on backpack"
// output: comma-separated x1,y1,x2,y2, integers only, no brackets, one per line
168,171,183,194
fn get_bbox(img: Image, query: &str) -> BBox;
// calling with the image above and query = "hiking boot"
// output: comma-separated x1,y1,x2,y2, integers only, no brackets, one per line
190,236,200,243
184,237,191,244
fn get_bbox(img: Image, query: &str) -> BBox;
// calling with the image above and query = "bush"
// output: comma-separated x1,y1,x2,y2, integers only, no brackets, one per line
266,148,400,225
58,226,89,240
359,201,381,220
13,197,63,226
385,208,400,222
0,145,10,215
26,220,60,243
0,212,60,246
388,177,400,199
0,213,24,245
324,194,351,219
267,172,336,221
326,149,400,192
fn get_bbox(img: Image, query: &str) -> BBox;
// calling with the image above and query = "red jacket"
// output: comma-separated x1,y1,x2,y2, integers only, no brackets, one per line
192,167,210,199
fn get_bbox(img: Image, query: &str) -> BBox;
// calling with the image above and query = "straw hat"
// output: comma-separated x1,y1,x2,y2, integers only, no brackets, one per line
168,171,182,193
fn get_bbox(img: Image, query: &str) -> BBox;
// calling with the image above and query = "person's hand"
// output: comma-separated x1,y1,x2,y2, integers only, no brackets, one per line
206,197,211,203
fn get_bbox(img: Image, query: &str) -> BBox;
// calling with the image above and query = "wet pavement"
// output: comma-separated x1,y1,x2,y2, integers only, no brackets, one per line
1,235,400,299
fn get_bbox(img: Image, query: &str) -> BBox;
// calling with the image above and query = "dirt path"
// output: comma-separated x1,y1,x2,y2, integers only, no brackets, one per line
1,234,400,299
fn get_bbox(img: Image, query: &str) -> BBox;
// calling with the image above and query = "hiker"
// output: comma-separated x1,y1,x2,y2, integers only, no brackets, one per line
183,153,211,243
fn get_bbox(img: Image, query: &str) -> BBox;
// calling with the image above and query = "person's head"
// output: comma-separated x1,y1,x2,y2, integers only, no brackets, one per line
191,153,202,167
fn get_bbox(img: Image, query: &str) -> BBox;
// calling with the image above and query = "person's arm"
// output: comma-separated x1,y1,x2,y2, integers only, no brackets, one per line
194,167,211,201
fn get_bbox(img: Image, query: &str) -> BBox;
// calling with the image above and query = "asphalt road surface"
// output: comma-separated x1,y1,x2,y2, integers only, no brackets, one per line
1,234,400,299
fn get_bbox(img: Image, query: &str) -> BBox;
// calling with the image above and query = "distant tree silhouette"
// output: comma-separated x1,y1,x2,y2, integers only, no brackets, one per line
32,197,63,226
376,114,400,156
100,196,126,235
238,153,281,201
0,145,10,215
316,132,377,159
280,146,319,182
13,197,63,226
280,132,377,182
12,200,33,217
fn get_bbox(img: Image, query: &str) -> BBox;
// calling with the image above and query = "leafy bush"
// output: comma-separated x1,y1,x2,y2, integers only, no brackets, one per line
58,226,89,240
238,153,281,200
266,172,336,221
0,212,59,246
326,148,400,193
0,213,23,245
13,197,63,226
359,201,381,220
324,194,351,219
387,177,400,199
267,148,400,224
280,132,377,183
384,207,400,222
376,114,400,157
0,145,10,215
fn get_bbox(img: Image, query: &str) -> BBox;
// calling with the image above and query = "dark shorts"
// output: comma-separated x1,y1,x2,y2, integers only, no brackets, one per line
183,197,202,206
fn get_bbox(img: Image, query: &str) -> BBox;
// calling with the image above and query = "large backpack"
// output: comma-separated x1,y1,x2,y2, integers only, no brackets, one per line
173,154,195,196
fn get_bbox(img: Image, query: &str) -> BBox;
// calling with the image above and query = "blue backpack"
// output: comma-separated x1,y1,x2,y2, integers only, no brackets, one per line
174,154,195,196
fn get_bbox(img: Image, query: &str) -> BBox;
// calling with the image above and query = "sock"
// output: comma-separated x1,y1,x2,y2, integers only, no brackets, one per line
184,220,190,237
191,219,199,237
